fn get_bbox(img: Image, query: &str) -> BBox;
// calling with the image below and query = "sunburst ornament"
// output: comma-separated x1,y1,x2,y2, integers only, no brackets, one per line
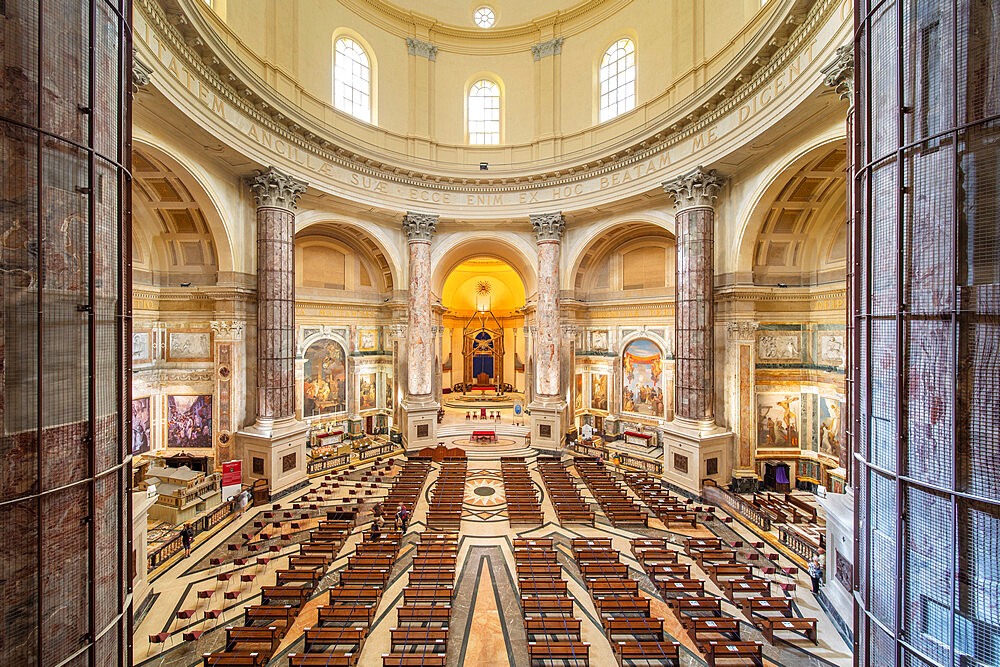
475,280,492,295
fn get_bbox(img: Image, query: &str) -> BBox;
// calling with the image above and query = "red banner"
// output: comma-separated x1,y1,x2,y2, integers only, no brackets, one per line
222,460,241,487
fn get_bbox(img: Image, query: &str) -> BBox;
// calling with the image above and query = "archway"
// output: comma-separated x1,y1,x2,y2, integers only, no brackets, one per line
439,256,527,415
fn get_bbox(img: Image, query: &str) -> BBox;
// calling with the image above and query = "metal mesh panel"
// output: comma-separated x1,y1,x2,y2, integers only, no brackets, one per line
855,1,1000,665
0,0,132,665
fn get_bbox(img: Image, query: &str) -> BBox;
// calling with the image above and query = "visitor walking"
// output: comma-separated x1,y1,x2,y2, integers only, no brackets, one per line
181,523,194,558
370,515,383,542
396,504,409,531
238,488,251,514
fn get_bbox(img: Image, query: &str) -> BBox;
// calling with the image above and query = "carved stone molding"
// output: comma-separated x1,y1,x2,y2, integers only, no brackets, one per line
133,48,153,93
406,37,438,62
530,212,566,242
247,166,307,210
561,324,579,338
532,37,564,61
726,320,759,342
821,44,854,106
402,212,438,242
662,167,725,210
211,320,246,341
388,323,408,339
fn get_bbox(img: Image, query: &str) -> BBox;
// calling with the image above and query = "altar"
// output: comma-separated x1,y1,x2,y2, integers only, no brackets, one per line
624,430,653,447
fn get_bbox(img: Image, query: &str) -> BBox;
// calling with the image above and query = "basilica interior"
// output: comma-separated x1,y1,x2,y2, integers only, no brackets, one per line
3,0,998,666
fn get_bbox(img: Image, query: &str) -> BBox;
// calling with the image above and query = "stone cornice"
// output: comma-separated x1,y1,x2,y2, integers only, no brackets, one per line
137,0,839,198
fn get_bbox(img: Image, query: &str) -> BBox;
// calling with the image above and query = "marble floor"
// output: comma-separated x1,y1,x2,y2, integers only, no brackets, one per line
134,447,853,666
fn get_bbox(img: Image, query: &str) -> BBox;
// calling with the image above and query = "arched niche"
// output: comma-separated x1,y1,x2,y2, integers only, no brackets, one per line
621,337,667,419
568,221,676,300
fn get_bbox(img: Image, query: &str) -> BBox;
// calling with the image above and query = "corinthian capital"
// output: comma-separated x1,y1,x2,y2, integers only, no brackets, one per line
403,212,438,242
662,167,724,210
821,44,854,106
211,320,246,341
726,320,759,342
530,212,565,242
247,167,307,210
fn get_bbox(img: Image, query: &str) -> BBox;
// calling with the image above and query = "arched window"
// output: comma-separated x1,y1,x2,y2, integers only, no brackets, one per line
599,38,636,122
467,79,500,145
334,37,371,123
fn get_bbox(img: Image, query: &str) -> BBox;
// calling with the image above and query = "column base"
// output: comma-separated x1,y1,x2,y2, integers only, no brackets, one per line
529,397,565,451
660,419,733,495
402,397,439,450
236,418,309,499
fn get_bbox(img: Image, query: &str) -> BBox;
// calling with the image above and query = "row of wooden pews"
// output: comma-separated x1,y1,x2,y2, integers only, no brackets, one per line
382,531,458,665
536,457,595,525
202,510,356,666
570,537,680,666
500,457,543,526
285,460,431,667
623,472,700,528
574,461,648,528
426,459,467,532
753,491,821,525
514,538,589,666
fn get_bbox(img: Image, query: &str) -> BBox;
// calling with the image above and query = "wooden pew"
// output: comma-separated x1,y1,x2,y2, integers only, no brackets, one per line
225,625,281,654
202,652,266,667
758,617,819,645
687,617,741,648
614,641,680,666
527,641,589,665
705,641,763,666
287,653,356,667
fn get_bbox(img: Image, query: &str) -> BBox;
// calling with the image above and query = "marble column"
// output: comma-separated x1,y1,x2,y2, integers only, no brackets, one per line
662,167,724,427
402,212,439,447
249,167,306,428
529,212,566,449
238,167,309,498
659,168,732,493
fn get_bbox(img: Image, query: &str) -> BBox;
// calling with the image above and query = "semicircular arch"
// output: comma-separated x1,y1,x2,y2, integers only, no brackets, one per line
431,233,538,298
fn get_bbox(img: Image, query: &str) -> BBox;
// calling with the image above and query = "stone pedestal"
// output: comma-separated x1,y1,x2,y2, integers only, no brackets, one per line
530,398,564,451
239,419,309,498
403,399,439,450
817,489,855,632
660,421,733,494
131,491,159,610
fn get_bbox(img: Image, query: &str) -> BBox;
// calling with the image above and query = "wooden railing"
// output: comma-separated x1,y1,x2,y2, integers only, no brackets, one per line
147,496,239,573
307,452,352,475
778,524,820,562
703,485,771,532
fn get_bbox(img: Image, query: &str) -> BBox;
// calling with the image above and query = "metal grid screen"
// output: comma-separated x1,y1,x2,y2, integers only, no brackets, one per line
854,1,1000,666
0,0,133,664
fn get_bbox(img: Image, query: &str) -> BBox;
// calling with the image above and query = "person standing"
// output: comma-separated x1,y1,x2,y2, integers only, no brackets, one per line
396,504,409,531
370,515,382,543
808,553,824,595
238,488,250,514
181,523,194,558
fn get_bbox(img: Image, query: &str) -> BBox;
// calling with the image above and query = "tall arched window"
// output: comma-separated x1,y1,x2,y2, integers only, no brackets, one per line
599,38,636,122
467,79,500,145
334,37,371,123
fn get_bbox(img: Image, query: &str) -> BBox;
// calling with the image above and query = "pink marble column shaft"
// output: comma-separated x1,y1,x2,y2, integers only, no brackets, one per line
403,212,437,397
248,167,306,424
531,213,566,397
663,168,724,425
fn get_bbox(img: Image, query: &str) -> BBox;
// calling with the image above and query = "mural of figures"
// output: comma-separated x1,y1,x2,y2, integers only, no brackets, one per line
131,397,151,455
303,339,347,417
386,373,393,410
590,374,608,411
575,373,583,411
819,397,843,459
167,395,213,448
622,338,664,417
359,373,377,411
757,393,801,449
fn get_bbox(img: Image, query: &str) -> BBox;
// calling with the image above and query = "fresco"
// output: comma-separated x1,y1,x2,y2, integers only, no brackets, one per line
819,396,843,459
360,373,377,411
575,373,583,410
622,338,664,417
131,396,151,455
386,373,393,410
756,393,801,449
303,339,346,417
167,395,213,448
590,373,608,411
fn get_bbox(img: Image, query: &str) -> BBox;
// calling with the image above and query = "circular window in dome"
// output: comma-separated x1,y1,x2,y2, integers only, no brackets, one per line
473,6,495,29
